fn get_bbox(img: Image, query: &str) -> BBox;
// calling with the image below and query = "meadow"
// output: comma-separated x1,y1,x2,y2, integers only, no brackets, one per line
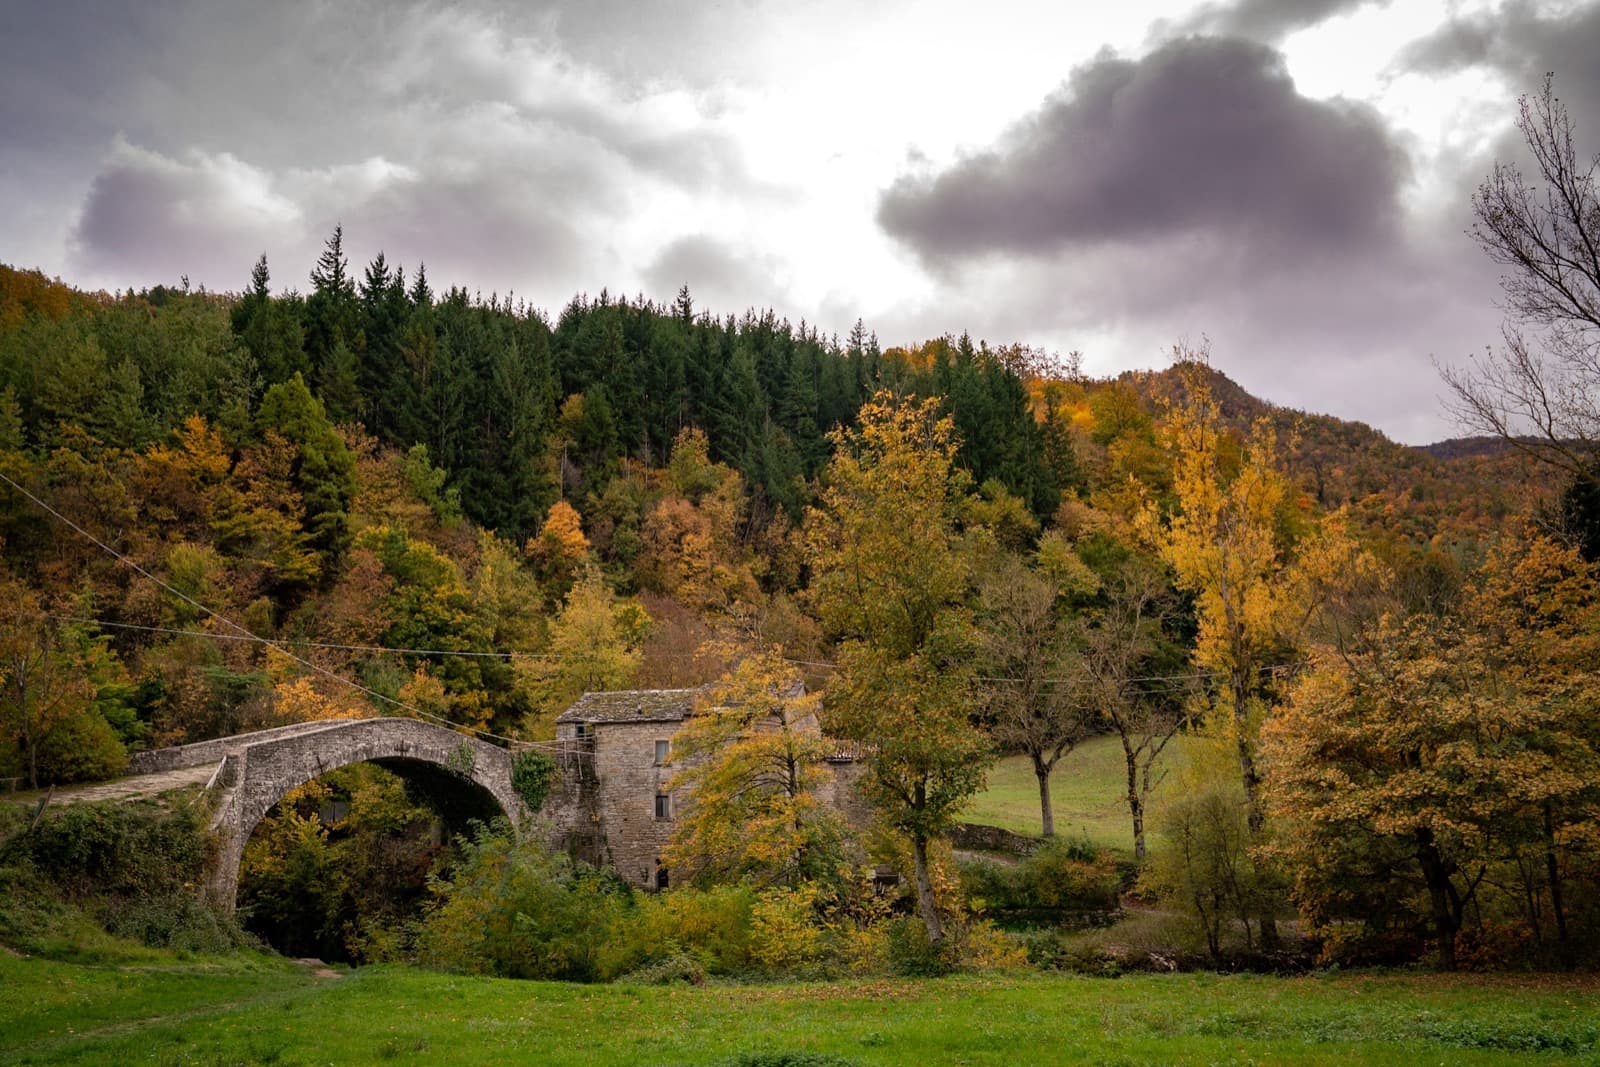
4,949,1597,1066
959,735,1190,854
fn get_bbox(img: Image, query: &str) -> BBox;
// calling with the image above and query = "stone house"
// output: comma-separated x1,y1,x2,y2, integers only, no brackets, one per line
550,687,870,890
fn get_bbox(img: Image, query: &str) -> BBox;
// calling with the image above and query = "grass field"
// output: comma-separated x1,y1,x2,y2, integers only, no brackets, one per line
4,951,1598,1066
960,735,1191,854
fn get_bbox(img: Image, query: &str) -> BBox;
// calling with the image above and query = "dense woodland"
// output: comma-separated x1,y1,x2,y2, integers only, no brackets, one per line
3,93,1600,976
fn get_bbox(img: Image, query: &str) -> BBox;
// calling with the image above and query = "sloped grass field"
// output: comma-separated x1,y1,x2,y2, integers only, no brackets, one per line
961,736,1191,853
4,951,1598,1066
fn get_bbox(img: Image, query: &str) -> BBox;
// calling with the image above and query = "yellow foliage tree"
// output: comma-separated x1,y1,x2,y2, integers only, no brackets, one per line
1139,362,1312,946
1267,528,1600,969
519,565,650,734
525,499,591,600
663,648,844,887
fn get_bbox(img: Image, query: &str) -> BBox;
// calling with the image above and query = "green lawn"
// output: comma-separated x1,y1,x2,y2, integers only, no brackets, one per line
4,952,1598,1066
961,735,1190,854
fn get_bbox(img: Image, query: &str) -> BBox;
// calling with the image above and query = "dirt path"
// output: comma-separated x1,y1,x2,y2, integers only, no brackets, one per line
9,763,220,807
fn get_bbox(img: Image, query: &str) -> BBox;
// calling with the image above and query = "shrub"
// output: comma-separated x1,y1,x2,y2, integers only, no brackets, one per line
958,836,1122,917
616,951,708,986
416,819,628,981
1143,786,1282,960
750,884,825,970
600,883,756,979
0,796,245,957
884,915,952,976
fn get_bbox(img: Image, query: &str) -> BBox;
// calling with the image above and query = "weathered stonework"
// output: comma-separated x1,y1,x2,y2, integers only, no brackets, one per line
118,691,873,905
132,717,528,910
553,688,872,889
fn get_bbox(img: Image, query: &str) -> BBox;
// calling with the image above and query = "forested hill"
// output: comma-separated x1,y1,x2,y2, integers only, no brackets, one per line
0,246,1553,789
1123,362,1552,544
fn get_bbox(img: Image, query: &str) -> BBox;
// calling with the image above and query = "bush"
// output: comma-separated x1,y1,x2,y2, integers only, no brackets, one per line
16,799,211,901
616,951,708,986
884,915,953,976
0,796,245,958
511,750,555,813
105,893,248,954
958,836,1122,917
750,884,825,970
416,819,629,981
600,883,756,979
1143,786,1282,960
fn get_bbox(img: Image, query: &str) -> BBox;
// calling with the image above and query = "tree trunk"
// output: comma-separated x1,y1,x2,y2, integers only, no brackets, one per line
1123,738,1146,861
1232,683,1279,950
1544,801,1572,966
1034,758,1055,838
910,830,944,947
1416,828,1460,971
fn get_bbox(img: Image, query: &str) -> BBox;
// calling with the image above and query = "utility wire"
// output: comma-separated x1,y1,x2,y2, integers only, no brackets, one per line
0,469,526,747
0,469,1307,711
23,605,1307,691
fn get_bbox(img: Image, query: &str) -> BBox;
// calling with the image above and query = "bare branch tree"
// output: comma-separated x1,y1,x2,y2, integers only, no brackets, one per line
1082,560,1187,862
976,555,1092,839
1442,75,1600,475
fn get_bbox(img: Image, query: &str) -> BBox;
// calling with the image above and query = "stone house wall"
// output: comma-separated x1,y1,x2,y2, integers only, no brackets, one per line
551,692,872,890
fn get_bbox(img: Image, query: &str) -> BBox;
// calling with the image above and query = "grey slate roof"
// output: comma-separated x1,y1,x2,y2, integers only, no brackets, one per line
556,688,702,725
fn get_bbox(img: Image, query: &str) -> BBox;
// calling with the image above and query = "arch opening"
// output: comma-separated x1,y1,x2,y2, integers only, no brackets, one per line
234,758,510,963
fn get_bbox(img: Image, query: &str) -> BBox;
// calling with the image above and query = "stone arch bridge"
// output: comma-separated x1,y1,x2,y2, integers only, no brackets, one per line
124,718,531,909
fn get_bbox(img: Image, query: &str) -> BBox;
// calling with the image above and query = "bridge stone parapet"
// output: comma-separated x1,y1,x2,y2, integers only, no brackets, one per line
200,717,530,909
128,720,355,775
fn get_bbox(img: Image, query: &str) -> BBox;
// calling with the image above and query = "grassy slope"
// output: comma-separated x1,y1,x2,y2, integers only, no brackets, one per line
4,953,1599,1066
960,735,1190,853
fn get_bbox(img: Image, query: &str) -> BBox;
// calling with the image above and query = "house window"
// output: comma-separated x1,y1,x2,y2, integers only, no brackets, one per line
655,793,671,820
574,722,587,738
654,739,670,765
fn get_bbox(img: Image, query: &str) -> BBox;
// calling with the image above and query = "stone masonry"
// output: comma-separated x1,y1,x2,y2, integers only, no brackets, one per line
127,717,528,910
115,691,871,906
553,688,872,889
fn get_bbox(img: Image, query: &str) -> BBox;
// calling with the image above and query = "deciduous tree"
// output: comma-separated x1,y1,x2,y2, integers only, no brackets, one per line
664,648,844,887
805,393,991,946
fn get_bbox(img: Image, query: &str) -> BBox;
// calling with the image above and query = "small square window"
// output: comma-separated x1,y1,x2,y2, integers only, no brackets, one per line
654,793,671,820
654,740,670,765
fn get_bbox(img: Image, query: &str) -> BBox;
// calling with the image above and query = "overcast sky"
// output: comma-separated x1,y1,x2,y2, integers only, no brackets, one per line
4,0,1598,444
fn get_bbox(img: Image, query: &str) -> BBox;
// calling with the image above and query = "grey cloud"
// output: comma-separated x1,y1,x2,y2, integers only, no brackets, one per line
43,0,761,303
67,142,298,289
1160,0,1389,43
878,36,1408,265
65,138,596,305
9,0,750,201
642,235,787,316
1400,1,1600,143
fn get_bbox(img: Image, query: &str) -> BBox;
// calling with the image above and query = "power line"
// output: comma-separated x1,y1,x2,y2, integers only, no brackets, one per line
0,469,525,747
26,613,541,659
0,469,1309,715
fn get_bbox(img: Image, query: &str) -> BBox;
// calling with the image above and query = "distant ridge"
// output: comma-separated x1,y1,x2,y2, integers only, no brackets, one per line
1417,436,1550,462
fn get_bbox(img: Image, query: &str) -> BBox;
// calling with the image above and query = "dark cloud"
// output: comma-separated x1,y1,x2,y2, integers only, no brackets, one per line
37,0,760,303
66,139,593,300
878,36,1408,265
1161,0,1388,43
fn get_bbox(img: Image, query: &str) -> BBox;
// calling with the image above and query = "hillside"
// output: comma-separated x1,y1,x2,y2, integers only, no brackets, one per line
1124,362,1556,545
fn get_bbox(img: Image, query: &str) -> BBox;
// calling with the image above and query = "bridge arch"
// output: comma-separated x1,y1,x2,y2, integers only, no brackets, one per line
181,718,530,909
